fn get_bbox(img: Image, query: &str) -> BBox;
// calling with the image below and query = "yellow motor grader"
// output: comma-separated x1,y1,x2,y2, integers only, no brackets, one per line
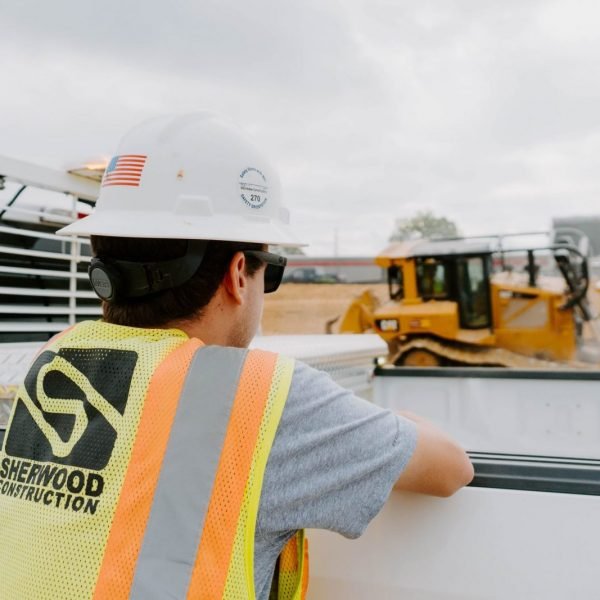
334,234,599,367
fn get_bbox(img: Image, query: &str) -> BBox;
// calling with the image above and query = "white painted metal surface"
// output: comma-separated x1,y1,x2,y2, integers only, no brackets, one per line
307,369,600,599
0,220,102,330
251,334,386,399
374,370,600,459
0,342,41,386
252,333,386,360
0,157,102,340
308,486,600,600
0,342,41,427
0,154,100,201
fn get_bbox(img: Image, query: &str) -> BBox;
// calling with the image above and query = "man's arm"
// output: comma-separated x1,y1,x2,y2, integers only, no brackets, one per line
394,411,474,497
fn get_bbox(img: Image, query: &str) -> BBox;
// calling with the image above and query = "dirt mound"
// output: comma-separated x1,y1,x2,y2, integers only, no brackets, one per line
262,283,386,335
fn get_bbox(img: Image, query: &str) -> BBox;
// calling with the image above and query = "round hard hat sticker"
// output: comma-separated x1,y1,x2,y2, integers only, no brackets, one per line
240,167,268,209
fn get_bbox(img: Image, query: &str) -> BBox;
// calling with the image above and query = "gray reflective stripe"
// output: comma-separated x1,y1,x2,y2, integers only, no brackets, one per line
130,345,248,600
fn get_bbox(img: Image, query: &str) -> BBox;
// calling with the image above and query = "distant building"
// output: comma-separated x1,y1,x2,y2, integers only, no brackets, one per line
284,256,385,283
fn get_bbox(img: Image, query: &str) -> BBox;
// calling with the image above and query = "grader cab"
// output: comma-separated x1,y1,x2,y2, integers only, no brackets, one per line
337,235,595,367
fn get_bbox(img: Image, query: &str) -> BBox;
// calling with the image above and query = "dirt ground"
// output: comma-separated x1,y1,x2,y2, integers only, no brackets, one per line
262,281,600,346
261,283,387,335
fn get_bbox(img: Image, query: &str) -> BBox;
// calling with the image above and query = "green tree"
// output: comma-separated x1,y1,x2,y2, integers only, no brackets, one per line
390,211,460,242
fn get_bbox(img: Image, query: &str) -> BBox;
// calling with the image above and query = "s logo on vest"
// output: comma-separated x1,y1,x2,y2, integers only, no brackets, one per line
4,348,137,471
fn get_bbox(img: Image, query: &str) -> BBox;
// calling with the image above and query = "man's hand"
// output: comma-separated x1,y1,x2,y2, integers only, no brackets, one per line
394,411,474,497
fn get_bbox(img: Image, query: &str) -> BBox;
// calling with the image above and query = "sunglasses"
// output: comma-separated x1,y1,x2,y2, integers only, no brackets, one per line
243,250,287,293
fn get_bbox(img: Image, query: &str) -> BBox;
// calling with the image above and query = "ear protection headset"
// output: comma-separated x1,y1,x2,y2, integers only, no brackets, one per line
88,240,208,302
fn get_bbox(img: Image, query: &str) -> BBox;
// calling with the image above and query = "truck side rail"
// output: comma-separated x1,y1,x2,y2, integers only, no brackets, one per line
470,451,600,496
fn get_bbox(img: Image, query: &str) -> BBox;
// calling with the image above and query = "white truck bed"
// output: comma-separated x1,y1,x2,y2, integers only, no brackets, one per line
310,485,599,599
309,366,600,599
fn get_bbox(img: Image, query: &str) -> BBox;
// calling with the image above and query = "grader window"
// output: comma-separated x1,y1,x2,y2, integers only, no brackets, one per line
457,257,491,329
417,259,449,300
387,265,404,300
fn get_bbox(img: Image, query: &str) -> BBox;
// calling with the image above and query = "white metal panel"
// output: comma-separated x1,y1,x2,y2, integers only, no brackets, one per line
0,323,70,333
374,372,600,459
0,398,11,427
309,486,600,600
0,155,100,201
0,243,90,262
0,224,88,243
0,341,42,356
0,212,95,336
251,334,386,399
0,342,41,386
251,334,386,363
0,305,101,315
0,265,88,279
0,204,73,225
0,286,97,299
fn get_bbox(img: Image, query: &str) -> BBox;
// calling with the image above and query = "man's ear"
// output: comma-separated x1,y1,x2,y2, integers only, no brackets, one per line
223,251,247,305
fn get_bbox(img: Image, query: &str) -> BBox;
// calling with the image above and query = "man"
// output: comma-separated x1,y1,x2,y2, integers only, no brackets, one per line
0,113,473,599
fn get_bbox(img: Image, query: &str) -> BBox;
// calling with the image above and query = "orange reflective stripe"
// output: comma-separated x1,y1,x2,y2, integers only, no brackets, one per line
278,533,308,599
280,537,299,573
186,350,277,599
301,538,309,598
93,338,202,600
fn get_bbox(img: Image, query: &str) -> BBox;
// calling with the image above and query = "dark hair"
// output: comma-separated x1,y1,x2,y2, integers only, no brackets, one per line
89,236,263,327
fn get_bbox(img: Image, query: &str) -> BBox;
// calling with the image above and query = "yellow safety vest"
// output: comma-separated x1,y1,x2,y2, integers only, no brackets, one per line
0,320,308,599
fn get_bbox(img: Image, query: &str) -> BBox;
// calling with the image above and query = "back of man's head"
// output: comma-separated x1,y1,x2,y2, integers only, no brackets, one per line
90,236,262,328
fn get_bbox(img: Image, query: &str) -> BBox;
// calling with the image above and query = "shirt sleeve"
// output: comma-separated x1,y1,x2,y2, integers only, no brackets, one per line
256,359,417,540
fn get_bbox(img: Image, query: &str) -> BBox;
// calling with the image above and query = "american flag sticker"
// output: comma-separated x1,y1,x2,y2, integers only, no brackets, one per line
102,154,147,188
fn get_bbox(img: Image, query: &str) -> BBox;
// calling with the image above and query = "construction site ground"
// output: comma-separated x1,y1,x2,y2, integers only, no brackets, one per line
262,283,600,367
262,283,387,335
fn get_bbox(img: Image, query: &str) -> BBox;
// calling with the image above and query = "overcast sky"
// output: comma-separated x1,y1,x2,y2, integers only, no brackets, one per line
2,0,600,255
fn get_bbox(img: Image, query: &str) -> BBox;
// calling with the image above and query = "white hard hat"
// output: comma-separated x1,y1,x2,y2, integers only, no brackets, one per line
58,112,305,246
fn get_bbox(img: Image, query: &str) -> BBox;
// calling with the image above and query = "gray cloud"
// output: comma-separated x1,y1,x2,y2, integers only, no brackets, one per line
2,0,600,255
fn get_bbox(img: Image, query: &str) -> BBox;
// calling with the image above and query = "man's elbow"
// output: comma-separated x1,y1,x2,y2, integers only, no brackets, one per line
436,454,475,497
393,419,475,498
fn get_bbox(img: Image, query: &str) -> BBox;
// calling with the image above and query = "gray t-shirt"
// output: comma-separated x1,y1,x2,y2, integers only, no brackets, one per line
254,360,417,599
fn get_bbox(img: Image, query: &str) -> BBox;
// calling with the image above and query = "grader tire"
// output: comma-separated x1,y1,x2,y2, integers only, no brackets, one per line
397,348,441,367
